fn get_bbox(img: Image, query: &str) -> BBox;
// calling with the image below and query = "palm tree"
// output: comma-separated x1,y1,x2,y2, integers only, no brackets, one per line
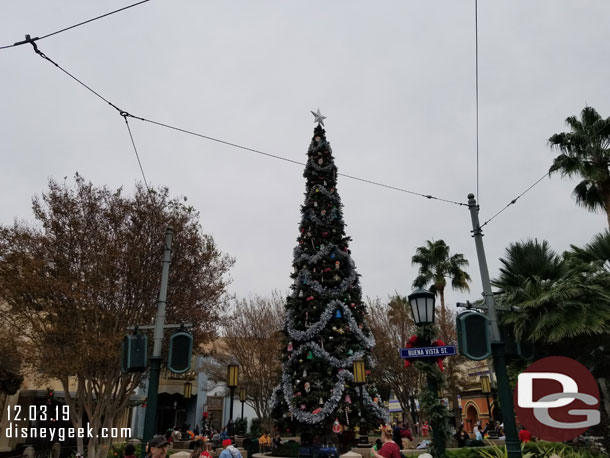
493,239,565,295
493,238,610,343
548,106,610,227
493,236,610,444
411,239,471,340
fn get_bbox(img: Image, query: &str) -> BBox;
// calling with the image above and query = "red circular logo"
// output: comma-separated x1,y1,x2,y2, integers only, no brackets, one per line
514,356,600,441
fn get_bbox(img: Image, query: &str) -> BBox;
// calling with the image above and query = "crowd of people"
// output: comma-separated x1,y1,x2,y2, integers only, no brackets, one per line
137,416,536,458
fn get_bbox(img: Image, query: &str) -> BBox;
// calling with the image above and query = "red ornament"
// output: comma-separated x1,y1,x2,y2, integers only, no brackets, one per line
306,296,315,301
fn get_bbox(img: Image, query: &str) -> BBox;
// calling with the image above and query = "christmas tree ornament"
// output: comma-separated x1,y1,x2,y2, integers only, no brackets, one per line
335,261,340,269
330,252,336,259
335,309,342,318
311,108,326,126
301,404,307,410
314,201,318,207
334,275,341,281
306,296,314,301
332,418,342,434
303,369,307,377
304,382,311,393
318,158,323,165
344,394,352,404
313,407,322,414
319,397,324,405
306,351,313,360
287,342,293,351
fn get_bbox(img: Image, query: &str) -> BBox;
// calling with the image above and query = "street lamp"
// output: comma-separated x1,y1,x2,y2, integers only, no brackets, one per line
407,287,445,457
480,375,493,422
353,359,369,446
408,287,435,327
227,364,239,425
239,387,246,422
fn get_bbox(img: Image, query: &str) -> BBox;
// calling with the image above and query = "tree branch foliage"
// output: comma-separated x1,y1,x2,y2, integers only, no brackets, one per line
0,175,234,458
206,293,284,432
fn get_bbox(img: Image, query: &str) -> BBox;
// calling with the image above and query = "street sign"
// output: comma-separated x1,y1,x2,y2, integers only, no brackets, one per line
400,345,456,359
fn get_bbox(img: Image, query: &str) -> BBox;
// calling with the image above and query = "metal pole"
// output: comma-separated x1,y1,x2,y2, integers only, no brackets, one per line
241,401,244,421
229,387,235,422
141,228,173,458
423,326,445,458
359,384,368,445
467,194,521,458
485,394,492,421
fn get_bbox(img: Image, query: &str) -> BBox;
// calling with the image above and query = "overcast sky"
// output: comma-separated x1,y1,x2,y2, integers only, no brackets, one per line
2,1,609,310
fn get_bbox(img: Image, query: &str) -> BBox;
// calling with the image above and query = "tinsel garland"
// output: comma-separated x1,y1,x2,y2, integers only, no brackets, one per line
285,299,375,348
305,184,338,201
292,269,358,297
304,207,341,226
284,341,366,368
293,243,349,267
272,366,389,424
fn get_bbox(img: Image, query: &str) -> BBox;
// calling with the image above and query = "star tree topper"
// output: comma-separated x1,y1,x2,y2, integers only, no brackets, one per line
311,108,326,126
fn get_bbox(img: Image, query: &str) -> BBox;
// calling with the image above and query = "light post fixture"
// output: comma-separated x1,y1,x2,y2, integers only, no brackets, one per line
480,375,493,422
407,287,446,458
353,359,369,446
408,287,436,327
184,381,192,399
239,387,246,421
227,364,239,424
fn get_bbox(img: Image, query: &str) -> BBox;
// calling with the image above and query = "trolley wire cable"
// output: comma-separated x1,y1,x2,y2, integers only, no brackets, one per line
26,42,469,208
0,0,151,50
479,172,548,229
474,0,480,205
122,114,150,191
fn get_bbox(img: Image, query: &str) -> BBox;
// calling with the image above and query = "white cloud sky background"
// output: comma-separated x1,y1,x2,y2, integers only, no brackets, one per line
1,1,609,310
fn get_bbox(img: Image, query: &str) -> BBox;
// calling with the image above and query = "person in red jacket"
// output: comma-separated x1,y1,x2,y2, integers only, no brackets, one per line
518,426,531,443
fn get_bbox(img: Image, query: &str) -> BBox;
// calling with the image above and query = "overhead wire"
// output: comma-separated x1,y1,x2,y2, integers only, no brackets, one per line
475,0,480,205
122,114,149,191
0,0,151,50
479,172,549,229
26,42,469,208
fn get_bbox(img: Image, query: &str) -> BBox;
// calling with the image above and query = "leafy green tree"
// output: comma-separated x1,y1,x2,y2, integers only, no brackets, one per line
548,106,610,227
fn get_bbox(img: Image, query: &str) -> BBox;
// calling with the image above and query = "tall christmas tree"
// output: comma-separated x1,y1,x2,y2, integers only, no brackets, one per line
272,110,389,437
